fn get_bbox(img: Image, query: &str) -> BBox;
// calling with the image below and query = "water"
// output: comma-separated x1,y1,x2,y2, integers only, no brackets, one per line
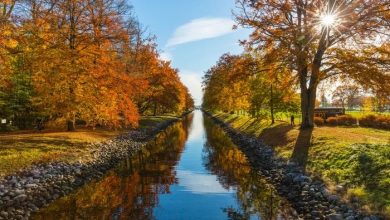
33,110,295,220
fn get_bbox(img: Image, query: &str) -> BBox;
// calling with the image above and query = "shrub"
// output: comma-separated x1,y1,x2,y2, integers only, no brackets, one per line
375,115,390,130
337,115,357,126
314,117,324,126
359,115,377,127
326,117,338,126
360,115,390,129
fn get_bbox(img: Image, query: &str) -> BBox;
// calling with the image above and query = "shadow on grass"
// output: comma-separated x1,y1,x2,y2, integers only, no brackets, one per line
290,128,313,170
259,123,294,147
0,139,87,151
237,118,254,131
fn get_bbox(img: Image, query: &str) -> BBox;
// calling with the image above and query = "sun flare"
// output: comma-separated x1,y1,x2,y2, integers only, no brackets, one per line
320,14,336,27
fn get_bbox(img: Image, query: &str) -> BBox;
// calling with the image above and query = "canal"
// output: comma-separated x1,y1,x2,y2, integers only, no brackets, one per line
33,110,295,220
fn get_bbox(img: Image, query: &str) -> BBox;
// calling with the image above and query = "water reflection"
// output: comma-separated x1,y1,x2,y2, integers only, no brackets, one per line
203,116,295,220
33,114,192,220
33,111,295,220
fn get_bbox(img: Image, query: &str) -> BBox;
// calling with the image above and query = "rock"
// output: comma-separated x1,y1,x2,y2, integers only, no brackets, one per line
345,216,355,220
328,195,339,202
321,188,330,197
335,185,344,192
311,210,321,216
293,175,311,184
75,169,82,176
14,194,28,201
326,213,344,220
0,211,8,218
25,184,38,188
315,192,323,198
14,189,25,195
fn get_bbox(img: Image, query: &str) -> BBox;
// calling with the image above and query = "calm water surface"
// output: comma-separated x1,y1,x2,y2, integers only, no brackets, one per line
33,110,295,220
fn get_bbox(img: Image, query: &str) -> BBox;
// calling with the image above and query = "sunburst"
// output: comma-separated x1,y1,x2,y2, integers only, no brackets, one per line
320,14,337,27
301,1,350,48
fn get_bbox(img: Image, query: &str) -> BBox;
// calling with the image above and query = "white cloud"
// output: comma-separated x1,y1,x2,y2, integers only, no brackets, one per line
160,51,173,62
166,18,235,47
180,71,203,106
187,111,204,141
177,170,234,194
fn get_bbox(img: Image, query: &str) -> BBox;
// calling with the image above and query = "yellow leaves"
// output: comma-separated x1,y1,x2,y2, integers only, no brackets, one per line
2,29,12,37
6,39,18,48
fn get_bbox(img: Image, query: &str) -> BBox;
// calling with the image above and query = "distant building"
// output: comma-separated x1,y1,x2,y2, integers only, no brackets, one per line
314,107,345,119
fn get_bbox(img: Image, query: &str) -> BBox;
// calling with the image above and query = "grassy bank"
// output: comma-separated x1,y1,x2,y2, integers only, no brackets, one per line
213,112,390,216
0,116,177,177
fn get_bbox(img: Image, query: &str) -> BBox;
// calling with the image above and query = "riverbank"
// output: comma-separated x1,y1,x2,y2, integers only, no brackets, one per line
0,115,178,177
204,111,384,220
0,113,190,220
212,111,390,217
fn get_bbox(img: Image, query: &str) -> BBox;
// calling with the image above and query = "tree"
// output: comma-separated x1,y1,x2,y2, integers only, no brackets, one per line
203,53,299,123
332,84,361,109
203,54,254,113
235,0,390,128
1,0,193,131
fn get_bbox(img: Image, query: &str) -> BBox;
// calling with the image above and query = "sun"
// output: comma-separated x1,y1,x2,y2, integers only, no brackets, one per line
320,14,336,27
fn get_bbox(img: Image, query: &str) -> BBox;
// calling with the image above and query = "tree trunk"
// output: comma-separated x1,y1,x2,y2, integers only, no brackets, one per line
300,85,317,129
67,113,76,131
67,120,75,131
270,84,275,124
153,102,157,116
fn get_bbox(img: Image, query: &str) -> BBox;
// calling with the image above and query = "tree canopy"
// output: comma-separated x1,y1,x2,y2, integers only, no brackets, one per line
0,0,193,131
234,0,390,128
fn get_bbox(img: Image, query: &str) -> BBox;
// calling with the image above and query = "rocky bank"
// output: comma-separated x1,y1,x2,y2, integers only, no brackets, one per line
0,116,185,220
204,111,382,220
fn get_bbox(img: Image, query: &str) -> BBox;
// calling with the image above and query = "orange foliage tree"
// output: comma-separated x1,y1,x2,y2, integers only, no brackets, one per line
0,0,193,131
234,0,390,128
202,53,299,121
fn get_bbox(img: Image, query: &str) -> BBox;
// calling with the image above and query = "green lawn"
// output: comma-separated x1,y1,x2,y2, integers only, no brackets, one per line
214,112,390,216
346,110,390,118
0,116,176,177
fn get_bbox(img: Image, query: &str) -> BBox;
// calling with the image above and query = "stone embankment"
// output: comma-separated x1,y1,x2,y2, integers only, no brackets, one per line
204,111,382,220
0,114,187,220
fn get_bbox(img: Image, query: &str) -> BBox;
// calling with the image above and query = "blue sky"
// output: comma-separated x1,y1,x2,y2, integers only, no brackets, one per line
131,0,250,105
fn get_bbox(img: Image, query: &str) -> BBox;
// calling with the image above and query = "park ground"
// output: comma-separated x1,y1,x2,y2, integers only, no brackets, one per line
214,112,390,217
0,115,177,177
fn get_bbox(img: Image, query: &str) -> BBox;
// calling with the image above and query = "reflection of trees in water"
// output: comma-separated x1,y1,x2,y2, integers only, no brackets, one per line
202,116,294,220
33,114,193,220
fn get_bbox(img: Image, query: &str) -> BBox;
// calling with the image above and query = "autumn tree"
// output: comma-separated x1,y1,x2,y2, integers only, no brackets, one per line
235,0,390,128
203,53,299,122
1,0,193,131
332,84,361,109
203,54,253,113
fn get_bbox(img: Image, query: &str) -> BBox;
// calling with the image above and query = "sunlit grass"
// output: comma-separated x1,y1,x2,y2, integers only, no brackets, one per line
346,110,390,118
0,116,176,177
214,112,390,216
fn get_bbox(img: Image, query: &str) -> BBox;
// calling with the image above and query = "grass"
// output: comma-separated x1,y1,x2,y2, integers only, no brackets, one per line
0,116,176,177
214,111,390,216
138,115,179,130
346,110,390,118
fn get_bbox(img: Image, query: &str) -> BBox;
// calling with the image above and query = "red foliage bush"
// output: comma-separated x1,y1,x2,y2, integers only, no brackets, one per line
360,115,390,129
336,115,357,126
314,117,324,126
359,115,376,127
326,117,338,126
375,116,390,129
